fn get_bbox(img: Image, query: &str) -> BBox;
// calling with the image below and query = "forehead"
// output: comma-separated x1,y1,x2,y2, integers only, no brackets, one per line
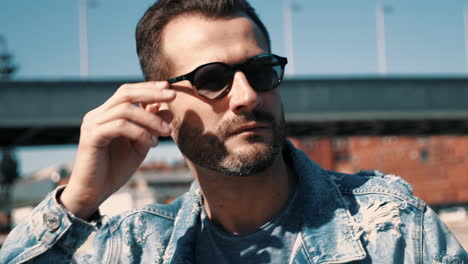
161,13,269,76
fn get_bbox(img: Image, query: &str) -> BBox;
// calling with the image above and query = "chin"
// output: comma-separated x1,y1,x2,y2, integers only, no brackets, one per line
218,140,281,177
228,140,270,155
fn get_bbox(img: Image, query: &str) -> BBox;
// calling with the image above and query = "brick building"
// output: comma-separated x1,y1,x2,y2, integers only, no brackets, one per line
290,136,468,206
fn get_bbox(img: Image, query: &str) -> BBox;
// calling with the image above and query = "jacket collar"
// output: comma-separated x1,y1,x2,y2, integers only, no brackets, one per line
163,142,366,264
288,144,366,263
162,181,203,264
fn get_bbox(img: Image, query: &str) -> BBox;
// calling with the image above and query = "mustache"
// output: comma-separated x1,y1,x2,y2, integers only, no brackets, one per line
217,110,276,139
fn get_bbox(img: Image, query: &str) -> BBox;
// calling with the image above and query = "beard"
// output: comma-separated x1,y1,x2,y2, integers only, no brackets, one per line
172,108,286,177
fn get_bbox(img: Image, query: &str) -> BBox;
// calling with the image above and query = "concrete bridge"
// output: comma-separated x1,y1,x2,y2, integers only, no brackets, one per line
1,76,468,146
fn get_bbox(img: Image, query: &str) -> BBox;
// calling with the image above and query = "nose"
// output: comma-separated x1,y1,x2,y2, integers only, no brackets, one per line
228,71,263,114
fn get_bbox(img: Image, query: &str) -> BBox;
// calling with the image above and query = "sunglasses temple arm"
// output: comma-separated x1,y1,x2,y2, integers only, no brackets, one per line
167,75,187,84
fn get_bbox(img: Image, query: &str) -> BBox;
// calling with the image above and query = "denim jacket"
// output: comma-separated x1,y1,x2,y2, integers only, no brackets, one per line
1,145,467,263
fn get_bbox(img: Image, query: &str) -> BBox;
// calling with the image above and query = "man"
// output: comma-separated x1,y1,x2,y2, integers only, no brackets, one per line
1,0,466,263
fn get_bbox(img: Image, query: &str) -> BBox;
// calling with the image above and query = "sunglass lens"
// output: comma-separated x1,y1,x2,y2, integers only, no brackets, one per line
245,56,282,92
193,63,233,99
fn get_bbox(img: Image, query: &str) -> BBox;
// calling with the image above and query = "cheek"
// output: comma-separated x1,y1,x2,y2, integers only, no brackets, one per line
169,94,221,133
263,90,283,115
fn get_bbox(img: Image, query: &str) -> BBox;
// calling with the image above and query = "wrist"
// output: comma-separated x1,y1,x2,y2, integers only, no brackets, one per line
59,185,101,220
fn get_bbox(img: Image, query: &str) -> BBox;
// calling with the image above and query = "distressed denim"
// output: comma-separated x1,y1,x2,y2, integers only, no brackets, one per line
1,145,467,263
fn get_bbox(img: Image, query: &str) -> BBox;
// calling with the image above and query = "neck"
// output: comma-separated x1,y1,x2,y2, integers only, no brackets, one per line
188,154,296,235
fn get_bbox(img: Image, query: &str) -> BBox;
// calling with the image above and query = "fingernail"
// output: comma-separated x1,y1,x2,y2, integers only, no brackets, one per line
154,81,167,88
151,135,159,147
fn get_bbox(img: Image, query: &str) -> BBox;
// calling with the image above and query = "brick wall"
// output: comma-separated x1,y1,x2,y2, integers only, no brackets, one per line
290,136,468,206
289,138,334,170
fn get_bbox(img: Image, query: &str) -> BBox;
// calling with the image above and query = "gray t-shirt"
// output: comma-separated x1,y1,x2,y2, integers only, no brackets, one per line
194,190,302,264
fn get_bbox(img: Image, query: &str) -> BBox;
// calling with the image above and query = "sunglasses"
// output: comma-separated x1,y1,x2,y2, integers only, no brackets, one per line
167,54,288,100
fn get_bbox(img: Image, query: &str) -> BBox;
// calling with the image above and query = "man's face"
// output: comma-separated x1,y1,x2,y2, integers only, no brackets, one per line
162,14,285,176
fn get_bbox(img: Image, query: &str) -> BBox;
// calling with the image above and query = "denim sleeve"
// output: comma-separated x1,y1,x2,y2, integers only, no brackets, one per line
422,206,468,263
0,186,102,264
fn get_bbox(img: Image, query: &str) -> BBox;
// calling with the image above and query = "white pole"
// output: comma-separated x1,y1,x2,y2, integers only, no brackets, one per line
464,8,468,73
376,3,388,74
79,0,89,79
284,0,295,76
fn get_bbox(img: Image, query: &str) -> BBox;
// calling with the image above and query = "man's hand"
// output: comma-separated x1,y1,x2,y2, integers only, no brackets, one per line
60,81,176,220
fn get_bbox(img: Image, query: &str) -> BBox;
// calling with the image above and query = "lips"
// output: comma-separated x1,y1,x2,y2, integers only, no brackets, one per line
228,122,271,137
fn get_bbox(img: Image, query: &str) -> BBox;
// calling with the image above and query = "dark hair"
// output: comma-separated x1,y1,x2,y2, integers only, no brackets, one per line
135,0,271,81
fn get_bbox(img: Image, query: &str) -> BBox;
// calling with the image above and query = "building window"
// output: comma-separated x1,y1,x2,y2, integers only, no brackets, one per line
420,149,429,162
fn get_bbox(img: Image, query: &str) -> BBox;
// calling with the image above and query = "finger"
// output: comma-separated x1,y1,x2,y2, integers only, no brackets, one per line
102,82,175,110
91,119,159,151
95,103,172,137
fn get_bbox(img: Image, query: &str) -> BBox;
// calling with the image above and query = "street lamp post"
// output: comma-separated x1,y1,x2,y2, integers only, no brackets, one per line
284,0,295,76
376,3,392,75
463,7,468,73
79,0,89,79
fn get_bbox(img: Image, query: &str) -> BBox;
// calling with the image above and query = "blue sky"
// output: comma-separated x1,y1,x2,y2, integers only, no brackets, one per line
2,0,468,174
3,0,468,80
